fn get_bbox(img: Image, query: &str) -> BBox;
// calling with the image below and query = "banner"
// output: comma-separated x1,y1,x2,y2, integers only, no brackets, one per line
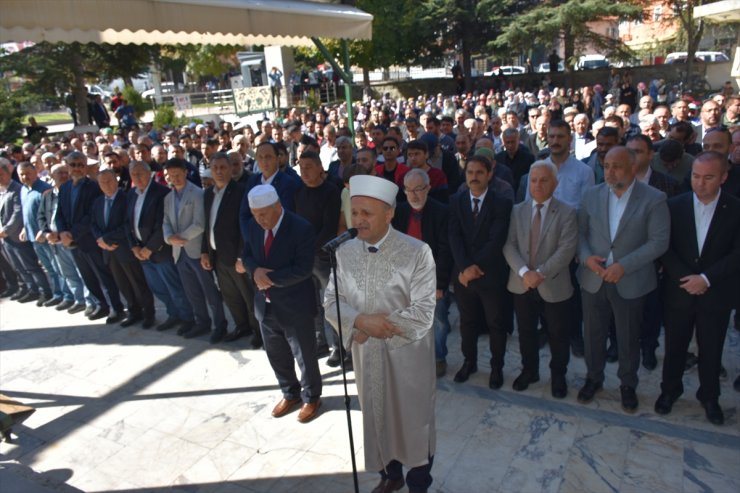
173,94,192,112
233,86,272,114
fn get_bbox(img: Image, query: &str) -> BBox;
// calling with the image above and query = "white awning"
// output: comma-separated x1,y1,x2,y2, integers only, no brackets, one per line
0,0,373,47
694,0,740,23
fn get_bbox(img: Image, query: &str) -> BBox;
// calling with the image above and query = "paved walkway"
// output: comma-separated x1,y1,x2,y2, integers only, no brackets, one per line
1,297,738,493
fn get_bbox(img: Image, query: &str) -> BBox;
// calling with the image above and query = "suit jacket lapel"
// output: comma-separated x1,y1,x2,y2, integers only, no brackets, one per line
700,193,727,257
472,188,492,238
538,200,557,248
599,185,610,242
614,182,641,240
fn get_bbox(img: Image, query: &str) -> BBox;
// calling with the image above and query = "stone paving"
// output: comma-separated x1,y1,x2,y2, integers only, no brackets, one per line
1,297,738,493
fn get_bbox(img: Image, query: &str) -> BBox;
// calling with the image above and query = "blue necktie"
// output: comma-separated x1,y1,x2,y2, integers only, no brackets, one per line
104,197,113,226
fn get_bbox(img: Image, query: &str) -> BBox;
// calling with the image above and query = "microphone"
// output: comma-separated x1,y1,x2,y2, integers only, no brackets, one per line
322,228,358,252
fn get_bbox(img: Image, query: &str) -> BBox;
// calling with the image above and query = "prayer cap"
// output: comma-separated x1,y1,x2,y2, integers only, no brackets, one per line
248,184,279,209
350,175,398,207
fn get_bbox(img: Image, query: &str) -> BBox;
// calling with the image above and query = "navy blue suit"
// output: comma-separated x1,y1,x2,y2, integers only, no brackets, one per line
243,209,321,403
239,171,301,243
56,177,123,313
92,191,154,319
126,180,192,323
449,188,513,371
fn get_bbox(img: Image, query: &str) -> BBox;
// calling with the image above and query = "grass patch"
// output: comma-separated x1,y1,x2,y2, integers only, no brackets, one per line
24,112,73,125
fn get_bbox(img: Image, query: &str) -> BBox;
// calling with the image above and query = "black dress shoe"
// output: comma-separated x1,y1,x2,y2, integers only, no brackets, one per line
551,375,568,399
250,333,264,349
156,317,180,332
641,348,657,371
141,317,156,329
489,368,504,390
43,297,63,307
606,343,618,363
577,379,603,404
512,372,539,391
177,320,195,335
453,361,478,383
223,328,249,343
0,287,18,298
654,393,679,415
371,477,405,493
10,289,28,301
120,315,142,327
67,303,86,314
734,375,740,393
209,327,226,344
56,300,74,311
183,326,209,339
88,307,109,321
684,351,698,371
18,291,40,303
620,385,638,413
36,294,50,307
570,339,584,358
701,400,724,425
326,347,342,367
106,312,124,324
83,305,96,317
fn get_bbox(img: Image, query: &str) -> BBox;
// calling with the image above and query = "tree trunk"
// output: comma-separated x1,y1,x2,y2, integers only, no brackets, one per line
70,46,89,128
563,31,576,92
462,34,472,93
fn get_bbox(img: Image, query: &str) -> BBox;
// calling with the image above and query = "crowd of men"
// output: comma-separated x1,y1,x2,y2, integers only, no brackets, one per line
1,78,739,443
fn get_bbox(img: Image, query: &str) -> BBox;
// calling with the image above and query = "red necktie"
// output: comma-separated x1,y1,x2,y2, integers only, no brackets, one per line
407,209,423,240
264,229,274,257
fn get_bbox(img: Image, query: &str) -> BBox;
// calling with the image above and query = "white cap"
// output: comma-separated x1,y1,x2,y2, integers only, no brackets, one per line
349,175,398,207
248,184,279,209
87,157,99,166
41,152,56,161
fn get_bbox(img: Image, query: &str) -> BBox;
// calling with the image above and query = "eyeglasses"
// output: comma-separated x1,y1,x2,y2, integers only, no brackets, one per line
404,185,429,194
382,146,397,151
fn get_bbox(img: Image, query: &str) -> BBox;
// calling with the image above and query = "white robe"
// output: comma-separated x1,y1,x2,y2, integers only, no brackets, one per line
324,228,437,471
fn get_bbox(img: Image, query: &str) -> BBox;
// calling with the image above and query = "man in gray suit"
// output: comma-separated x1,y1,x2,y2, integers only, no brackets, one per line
163,159,227,343
504,161,578,398
577,146,670,412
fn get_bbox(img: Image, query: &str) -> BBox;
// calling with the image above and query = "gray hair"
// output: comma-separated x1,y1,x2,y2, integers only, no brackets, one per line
65,151,85,163
335,136,352,147
129,160,151,172
403,168,430,186
0,158,14,174
502,127,520,139
529,160,558,179
97,168,117,180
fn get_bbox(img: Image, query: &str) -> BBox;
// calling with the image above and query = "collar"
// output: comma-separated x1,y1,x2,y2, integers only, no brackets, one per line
364,225,392,251
135,177,152,196
532,196,553,209
693,189,721,209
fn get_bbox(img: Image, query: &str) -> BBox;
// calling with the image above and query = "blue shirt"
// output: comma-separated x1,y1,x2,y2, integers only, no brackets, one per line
526,155,595,210
20,179,51,239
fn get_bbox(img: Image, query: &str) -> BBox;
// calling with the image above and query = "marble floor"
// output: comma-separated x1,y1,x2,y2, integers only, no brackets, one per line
0,297,738,493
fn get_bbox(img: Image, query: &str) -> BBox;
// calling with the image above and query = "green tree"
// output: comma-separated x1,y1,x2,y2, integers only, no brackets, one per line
495,0,643,83
0,42,155,125
159,44,241,80
0,85,35,144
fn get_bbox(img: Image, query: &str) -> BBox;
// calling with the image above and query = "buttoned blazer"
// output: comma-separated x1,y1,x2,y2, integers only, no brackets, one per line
163,181,205,261
202,180,245,266
448,187,512,290
91,192,138,264
55,177,102,252
393,197,453,291
503,197,577,302
660,191,740,311
125,181,172,264
577,180,670,299
243,210,317,327
0,180,23,242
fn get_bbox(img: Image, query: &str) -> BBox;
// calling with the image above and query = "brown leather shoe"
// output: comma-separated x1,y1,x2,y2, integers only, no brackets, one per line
371,477,405,493
271,398,300,418
296,400,322,423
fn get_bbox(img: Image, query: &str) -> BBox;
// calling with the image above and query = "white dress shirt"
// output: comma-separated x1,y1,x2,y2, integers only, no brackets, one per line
607,180,635,265
133,178,152,242
208,184,227,250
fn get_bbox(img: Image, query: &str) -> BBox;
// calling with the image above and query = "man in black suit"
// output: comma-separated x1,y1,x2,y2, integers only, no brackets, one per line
126,160,194,332
201,153,261,347
92,169,155,327
655,151,740,425
393,168,453,377
496,128,535,196
56,152,124,323
243,184,322,423
448,155,513,389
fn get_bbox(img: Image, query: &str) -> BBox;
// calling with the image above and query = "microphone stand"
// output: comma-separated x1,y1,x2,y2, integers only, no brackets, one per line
328,247,359,493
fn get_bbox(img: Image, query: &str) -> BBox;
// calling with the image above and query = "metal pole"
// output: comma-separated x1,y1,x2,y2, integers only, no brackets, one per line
342,39,355,137
329,249,360,493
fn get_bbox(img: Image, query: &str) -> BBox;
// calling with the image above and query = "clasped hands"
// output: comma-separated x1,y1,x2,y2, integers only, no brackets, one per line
353,313,402,345
458,264,484,287
585,256,624,284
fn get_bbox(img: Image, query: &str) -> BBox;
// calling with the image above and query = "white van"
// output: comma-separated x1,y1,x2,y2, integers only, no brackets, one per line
575,54,609,71
665,51,730,64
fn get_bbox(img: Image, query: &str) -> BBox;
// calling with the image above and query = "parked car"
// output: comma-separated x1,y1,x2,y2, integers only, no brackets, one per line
575,54,609,71
141,82,177,99
665,51,729,64
484,65,526,76
86,84,112,104
535,62,564,73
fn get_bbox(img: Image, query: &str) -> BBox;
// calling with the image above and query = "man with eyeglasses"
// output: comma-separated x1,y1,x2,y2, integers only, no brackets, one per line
56,151,125,323
392,168,453,378
405,140,449,204
375,136,409,204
